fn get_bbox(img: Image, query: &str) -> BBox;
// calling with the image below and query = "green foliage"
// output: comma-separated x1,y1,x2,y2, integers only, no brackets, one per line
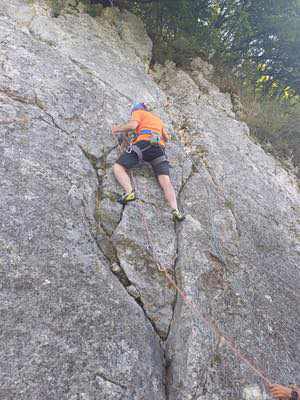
81,0,103,17
152,33,206,66
49,0,103,18
241,89,299,174
118,0,300,95
211,353,222,367
248,100,300,176
50,0,64,17
213,61,300,176
225,199,234,212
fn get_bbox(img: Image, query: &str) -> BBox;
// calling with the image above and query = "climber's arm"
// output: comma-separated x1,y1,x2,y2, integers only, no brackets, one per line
0,116,27,125
112,120,138,135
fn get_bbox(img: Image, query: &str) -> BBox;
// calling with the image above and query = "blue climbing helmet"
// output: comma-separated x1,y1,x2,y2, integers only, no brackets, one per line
130,102,147,113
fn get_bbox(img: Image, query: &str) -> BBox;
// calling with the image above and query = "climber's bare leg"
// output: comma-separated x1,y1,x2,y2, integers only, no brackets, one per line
157,174,178,210
113,163,133,194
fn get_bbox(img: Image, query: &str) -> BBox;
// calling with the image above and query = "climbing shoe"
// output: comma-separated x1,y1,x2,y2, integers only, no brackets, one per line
172,209,185,222
117,191,136,205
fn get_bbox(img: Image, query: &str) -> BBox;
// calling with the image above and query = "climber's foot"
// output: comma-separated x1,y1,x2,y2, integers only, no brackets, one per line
172,209,185,222
117,191,136,205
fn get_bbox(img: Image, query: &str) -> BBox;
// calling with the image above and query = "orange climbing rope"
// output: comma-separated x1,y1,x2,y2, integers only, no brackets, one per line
113,93,298,389
129,163,273,388
113,126,285,387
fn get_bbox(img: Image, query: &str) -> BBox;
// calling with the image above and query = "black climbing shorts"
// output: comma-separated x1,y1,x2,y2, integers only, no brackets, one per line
116,141,170,176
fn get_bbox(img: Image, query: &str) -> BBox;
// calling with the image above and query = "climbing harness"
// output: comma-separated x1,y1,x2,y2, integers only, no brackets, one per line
122,128,168,168
126,143,168,167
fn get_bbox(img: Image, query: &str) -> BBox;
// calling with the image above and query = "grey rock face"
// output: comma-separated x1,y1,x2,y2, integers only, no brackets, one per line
191,57,214,79
100,7,153,69
0,1,166,399
1,1,299,399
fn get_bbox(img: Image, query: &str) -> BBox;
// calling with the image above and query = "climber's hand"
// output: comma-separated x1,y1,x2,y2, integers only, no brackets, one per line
112,125,120,135
162,127,170,142
269,384,292,399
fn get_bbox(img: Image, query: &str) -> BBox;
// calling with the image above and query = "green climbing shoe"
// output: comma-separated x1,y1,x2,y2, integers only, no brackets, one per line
172,209,185,222
117,191,136,205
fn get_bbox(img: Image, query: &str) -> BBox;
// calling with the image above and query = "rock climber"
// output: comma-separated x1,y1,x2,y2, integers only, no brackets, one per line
111,102,185,221
269,384,299,399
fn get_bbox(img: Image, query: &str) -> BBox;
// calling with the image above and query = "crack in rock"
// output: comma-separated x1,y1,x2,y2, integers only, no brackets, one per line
0,87,73,137
94,370,128,391
80,145,169,341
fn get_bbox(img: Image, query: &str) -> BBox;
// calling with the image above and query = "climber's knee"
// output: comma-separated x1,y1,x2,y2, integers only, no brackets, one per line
152,160,170,177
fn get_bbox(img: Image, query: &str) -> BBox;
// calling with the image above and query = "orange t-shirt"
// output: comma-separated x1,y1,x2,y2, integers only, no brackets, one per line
131,110,165,145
